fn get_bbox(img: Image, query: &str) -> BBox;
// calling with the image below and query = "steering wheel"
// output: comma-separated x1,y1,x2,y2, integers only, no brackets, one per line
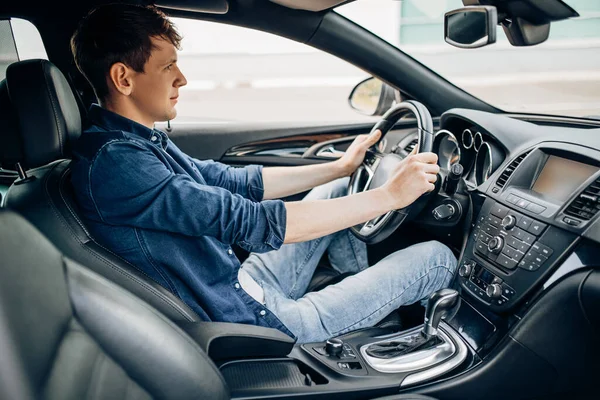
348,100,434,244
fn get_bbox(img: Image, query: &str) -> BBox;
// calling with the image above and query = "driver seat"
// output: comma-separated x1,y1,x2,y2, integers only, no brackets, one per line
0,59,370,326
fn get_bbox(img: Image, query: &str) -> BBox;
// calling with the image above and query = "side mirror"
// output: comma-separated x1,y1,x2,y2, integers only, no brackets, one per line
348,77,399,116
444,6,497,49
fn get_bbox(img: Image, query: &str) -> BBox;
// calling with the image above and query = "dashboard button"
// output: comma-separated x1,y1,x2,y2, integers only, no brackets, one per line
490,203,509,218
501,215,517,230
532,242,553,257
501,245,525,262
496,254,518,270
479,232,492,244
563,216,581,226
484,224,499,237
506,236,530,252
526,220,547,236
512,228,536,245
523,250,548,266
475,241,488,254
526,203,546,214
518,259,541,272
516,215,533,231
486,215,502,227
516,198,530,209
506,194,520,205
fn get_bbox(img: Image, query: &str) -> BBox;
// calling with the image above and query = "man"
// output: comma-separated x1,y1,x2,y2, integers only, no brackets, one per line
69,3,456,343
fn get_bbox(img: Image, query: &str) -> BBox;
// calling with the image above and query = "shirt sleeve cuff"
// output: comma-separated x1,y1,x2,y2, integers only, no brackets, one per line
246,164,265,202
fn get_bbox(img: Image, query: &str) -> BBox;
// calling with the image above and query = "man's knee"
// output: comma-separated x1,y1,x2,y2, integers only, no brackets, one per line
305,177,350,201
414,240,457,275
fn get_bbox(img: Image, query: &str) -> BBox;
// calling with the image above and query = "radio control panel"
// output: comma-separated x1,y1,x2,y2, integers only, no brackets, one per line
459,199,577,312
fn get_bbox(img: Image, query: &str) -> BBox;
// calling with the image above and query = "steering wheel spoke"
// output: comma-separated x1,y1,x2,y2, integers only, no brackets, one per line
347,101,434,244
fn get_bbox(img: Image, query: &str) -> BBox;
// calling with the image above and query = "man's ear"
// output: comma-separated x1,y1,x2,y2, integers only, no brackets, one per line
108,62,134,96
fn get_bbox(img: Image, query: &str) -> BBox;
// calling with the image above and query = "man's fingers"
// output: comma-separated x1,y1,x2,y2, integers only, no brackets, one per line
423,162,440,175
365,129,382,146
426,173,438,183
412,151,438,164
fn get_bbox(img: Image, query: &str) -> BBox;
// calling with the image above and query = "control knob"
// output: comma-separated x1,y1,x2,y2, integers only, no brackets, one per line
325,338,343,357
501,215,516,231
487,236,504,254
459,262,474,278
486,283,503,299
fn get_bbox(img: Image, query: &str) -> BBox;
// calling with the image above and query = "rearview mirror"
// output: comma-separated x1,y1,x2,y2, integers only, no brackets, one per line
444,6,497,49
348,77,400,116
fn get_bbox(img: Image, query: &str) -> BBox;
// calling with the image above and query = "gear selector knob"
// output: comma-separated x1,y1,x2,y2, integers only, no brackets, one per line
423,288,460,337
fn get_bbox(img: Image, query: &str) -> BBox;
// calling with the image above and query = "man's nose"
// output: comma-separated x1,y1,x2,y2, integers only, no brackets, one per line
176,66,187,87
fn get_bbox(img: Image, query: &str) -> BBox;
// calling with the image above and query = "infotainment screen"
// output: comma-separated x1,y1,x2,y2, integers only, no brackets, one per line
532,156,598,202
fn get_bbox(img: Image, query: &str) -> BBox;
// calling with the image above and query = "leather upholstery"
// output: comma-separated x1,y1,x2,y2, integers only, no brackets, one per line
0,210,229,400
3,159,199,322
0,60,199,322
4,59,81,169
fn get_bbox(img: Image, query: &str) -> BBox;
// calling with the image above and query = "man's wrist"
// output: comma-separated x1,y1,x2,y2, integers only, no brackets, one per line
333,159,353,178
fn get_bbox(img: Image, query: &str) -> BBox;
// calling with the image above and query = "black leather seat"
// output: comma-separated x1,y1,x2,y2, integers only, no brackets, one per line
0,208,436,399
0,60,200,323
0,210,229,400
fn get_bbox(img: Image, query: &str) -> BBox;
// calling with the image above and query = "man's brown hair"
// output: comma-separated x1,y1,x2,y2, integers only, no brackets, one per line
70,3,182,101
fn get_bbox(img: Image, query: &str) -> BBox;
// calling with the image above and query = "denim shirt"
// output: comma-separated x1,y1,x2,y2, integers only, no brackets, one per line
71,105,293,337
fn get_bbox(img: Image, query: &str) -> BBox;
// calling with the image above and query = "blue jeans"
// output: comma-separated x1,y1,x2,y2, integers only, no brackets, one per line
241,178,457,343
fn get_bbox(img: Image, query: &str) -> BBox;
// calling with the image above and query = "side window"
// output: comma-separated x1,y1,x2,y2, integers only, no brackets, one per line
0,18,47,81
171,18,380,124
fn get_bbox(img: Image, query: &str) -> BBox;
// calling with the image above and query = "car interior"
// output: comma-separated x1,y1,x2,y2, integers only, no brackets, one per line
1,0,599,399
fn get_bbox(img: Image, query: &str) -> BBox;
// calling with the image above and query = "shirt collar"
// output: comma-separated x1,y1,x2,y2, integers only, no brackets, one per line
87,104,169,148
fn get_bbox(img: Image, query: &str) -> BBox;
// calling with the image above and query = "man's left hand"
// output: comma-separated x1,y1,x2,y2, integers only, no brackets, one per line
337,129,382,176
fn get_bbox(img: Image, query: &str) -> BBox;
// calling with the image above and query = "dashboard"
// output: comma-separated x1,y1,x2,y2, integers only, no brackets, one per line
432,109,600,315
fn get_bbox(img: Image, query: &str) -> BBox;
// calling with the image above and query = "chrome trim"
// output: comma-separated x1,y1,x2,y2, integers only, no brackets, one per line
434,129,461,171
316,145,344,158
475,142,493,185
473,131,483,152
402,323,468,386
462,128,473,150
359,321,467,384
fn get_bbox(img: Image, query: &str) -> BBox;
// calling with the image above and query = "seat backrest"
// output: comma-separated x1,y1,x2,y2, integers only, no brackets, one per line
0,59,199,323
0,210,229,400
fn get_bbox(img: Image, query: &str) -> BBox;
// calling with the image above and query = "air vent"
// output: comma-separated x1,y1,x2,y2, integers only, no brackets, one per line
495,151,531,189
404,138,418,153
564,177,600,221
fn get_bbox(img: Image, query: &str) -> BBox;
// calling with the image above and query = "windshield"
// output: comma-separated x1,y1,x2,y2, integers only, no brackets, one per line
336,0,600,119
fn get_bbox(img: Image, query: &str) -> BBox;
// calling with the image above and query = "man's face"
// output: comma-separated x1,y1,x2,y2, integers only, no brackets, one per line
129,36,187,124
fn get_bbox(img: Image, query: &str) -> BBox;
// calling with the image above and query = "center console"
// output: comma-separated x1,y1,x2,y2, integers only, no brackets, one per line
458,145,598,312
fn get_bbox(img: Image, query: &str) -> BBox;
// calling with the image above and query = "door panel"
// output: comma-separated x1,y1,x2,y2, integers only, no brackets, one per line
160,120,425,167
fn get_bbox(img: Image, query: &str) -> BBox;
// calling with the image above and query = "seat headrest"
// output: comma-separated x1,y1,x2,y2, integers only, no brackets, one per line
1,59,81,169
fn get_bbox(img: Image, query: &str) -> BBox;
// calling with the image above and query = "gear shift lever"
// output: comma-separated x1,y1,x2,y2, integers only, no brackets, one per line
423,288,460,337
365,288,460,359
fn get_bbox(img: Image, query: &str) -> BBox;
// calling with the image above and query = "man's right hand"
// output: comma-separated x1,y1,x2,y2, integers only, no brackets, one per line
381,152,440,210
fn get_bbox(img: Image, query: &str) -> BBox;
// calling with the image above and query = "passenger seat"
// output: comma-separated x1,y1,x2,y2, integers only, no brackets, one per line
0,209,435,400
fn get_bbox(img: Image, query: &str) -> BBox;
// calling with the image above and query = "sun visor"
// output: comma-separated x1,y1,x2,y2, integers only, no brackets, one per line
268,0,350,12
155,0,229,14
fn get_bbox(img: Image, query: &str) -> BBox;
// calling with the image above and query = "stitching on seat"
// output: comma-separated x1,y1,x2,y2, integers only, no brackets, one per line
40,61,64,156
41,162,196,322
66,259,229,392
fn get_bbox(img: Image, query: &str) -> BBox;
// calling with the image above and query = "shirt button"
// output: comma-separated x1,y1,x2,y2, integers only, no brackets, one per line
227,249,233,255
151,135,158,142
234,283,240,289
259,310,266,317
